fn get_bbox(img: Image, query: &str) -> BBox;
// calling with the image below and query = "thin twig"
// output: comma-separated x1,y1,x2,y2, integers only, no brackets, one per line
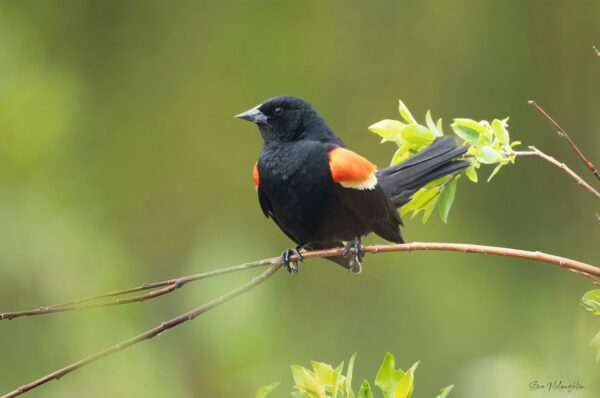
0,259,266,320
2,243,600,397
3,239,600,324
514,147,600,201
528,100,600,182
594,46,600,57
0,283,181,319
0,263,283,398
3,237,600,323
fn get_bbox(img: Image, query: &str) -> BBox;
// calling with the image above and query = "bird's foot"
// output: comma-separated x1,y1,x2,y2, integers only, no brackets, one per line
343,238,365,259
282,247,303,274
343,238,364,272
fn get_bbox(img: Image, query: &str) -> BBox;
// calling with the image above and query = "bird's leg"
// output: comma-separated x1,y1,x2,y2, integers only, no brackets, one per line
343,238,364,272
281,245,304,274
343,238,365,259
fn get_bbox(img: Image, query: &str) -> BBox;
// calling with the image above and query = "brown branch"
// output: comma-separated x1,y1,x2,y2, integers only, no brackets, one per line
3,237,600,322
0,262,283,398
514,146,600,201
528,100,600,182
2,242,600,398
0,283,181,319
0,259,267,320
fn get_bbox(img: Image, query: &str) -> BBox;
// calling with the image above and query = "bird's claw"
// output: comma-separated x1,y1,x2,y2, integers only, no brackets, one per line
343,239,364,259
343,239,364,272
282,247,303,274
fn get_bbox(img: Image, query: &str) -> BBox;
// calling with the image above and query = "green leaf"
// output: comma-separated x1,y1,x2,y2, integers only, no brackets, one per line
426,111,442,137
401,187,441,218
492,119,510,145
451,125,480,143
421,196,438,224
291,365,326,398
400,199,416,216
255,382,280,398
369,119,406,142
451,118,486,143
477,121,493,146
374,353,416,398
331,362,344,398
478,146,502,164
358,381,375,398
581,290,600,315
486,164,503,182
438,177,458,223
591,330,600,362
423,175,451,188
451,124,479,143
375,352,400,398
391,143,413,165
411,187,441,210
401,124,435,146
345,353,357,398
398,100,417,124
465,166,478,183
455,118,488,134
311,361,335,386
394,361,418,398
436,385,454,398
436,118,444,135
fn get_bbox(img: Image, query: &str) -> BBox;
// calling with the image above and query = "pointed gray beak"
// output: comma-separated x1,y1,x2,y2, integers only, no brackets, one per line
235,105,268,125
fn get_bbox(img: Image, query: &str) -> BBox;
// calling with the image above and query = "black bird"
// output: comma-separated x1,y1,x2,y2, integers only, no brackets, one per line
236,96,468,274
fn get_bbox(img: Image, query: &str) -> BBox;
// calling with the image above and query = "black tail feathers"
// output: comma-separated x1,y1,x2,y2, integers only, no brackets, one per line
377,136,469,207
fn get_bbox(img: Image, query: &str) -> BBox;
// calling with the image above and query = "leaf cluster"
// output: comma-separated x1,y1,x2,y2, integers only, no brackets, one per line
369,100,521,223
255,352,453,398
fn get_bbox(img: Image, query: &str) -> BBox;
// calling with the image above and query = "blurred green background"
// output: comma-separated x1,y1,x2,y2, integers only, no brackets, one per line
1,1,599,397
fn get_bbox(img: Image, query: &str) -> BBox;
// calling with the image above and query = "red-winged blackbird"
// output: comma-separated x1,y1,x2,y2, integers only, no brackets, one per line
236,96,468,274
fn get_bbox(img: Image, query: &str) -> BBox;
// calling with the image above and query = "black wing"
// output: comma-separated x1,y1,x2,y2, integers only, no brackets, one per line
332,183,404,243
257,185,273,219
257,186,302,244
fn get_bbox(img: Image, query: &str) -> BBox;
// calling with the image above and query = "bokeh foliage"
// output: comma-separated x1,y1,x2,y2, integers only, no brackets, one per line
0,1,599,397
581,290,600,361
257,353,453,398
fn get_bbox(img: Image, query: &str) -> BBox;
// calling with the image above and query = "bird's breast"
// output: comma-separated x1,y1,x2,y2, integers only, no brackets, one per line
258,143,334,218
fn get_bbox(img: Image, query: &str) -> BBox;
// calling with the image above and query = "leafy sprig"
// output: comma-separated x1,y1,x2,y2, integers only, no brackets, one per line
255,352,453,398
369,100,522,223
581,290,600,361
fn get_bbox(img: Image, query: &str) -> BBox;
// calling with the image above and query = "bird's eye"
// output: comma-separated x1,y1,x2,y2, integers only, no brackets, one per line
273,107,284,116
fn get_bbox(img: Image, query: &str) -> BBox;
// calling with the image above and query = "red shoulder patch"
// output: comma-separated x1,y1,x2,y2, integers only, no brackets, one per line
253,161,260,188
328,147,378,190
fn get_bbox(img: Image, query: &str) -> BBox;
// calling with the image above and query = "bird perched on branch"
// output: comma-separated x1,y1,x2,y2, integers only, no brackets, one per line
236,96,468,274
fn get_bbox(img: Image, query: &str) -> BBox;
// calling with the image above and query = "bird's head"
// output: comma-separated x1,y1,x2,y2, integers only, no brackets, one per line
235,96,334,144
